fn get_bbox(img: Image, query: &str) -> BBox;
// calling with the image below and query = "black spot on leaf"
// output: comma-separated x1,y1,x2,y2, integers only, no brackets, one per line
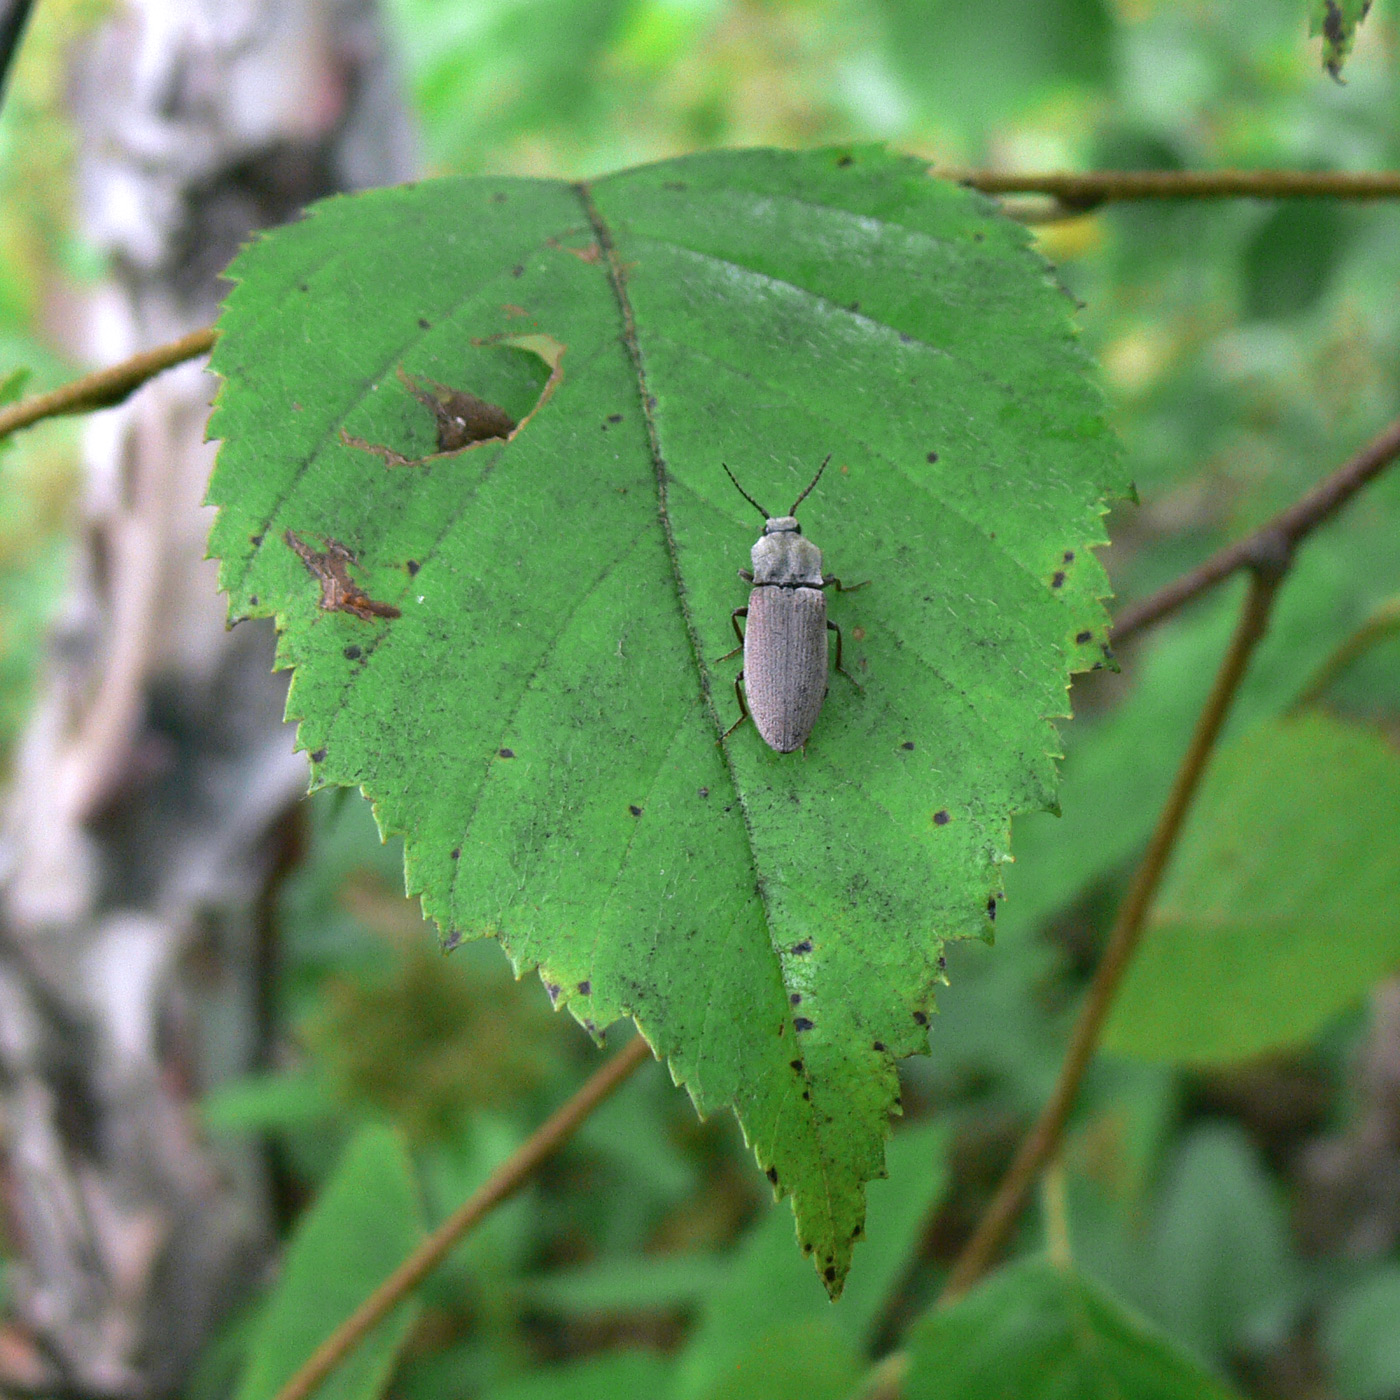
926,451,939,464
310,748,327,763
766,1166,779,1184
794,1017,815,1032
913,1010,928,1026
578,980,591,995
872,1040,885,1052
499,748,515,759
902,741,915,751
934,809,950,826
451,847,461,860
792,940,813,955
628,804,642,817
1076,631,1092,644
1052,571,1066,588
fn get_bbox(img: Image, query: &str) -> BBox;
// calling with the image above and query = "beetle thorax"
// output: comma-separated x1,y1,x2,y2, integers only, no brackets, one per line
751,525,823,586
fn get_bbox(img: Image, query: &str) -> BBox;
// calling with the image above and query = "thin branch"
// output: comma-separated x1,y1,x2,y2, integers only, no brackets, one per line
945,168,1400,209
0,326,216,444
1113,412,1400,645
272,1032,652,1400
940,558,1288,1304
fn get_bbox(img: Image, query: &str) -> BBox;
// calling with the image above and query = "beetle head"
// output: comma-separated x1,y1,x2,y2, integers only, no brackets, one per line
723,453,831,534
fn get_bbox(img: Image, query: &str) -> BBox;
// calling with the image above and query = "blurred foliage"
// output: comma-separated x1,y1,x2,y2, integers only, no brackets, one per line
4,0,1400,1396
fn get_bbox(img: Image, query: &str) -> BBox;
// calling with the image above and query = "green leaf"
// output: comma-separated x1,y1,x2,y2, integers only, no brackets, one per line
1148,1125,1297,1365
481,1352,673,1400
522,1252,725,1315
1105,712,1400,1065
234,1124,425,1400
200,1069,339,1133
1309,0,1373,79
1324,1266,1400,1400
206,146,1123,1291
903,1256,1244,1400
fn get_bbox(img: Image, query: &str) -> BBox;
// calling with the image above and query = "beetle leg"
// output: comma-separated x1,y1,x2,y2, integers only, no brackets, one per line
719,672,750,743
716,607,748,662
822,575,870,592
828,620,863,689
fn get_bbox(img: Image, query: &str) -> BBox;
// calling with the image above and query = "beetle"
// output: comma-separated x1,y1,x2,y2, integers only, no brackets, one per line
717,455,867,753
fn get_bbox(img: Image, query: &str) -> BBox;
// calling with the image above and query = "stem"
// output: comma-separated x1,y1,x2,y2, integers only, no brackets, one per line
1292,596,1400,711
1114,413,1400,645
0,326,216,443
273,1033,652,1400
940,560,1286,1304
946,168,1400,207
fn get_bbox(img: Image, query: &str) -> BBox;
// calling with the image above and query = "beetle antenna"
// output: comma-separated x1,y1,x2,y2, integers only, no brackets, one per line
723,464,772,520
789,454,832,515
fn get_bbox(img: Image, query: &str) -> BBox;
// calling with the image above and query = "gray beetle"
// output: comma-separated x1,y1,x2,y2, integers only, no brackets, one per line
718,456,867,753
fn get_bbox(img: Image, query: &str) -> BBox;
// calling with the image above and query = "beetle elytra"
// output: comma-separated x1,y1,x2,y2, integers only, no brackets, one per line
717,456,867,753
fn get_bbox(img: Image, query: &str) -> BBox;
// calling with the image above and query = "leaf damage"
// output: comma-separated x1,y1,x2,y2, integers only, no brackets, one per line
285,530,402,621
340,334,568,469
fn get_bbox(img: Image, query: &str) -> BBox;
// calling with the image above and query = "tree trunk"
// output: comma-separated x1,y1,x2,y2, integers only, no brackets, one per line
0,3,414,1392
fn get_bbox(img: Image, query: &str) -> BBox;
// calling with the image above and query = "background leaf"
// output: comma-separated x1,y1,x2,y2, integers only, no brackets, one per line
234,1124,425,1400
1104,712,1400,1064
904,1255,1245,1400
207,146,1122,1292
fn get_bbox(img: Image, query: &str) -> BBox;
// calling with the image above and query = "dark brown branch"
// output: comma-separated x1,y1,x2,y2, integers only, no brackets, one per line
273,1033,652,1400
0,326,216,443
946,168,1400,210
941,560,1288,1304
1113,412,1400,645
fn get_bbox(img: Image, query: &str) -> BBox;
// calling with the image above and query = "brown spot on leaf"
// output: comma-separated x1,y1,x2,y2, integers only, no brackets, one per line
567,242,602,263
285,530,402,621
852,626,866,641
